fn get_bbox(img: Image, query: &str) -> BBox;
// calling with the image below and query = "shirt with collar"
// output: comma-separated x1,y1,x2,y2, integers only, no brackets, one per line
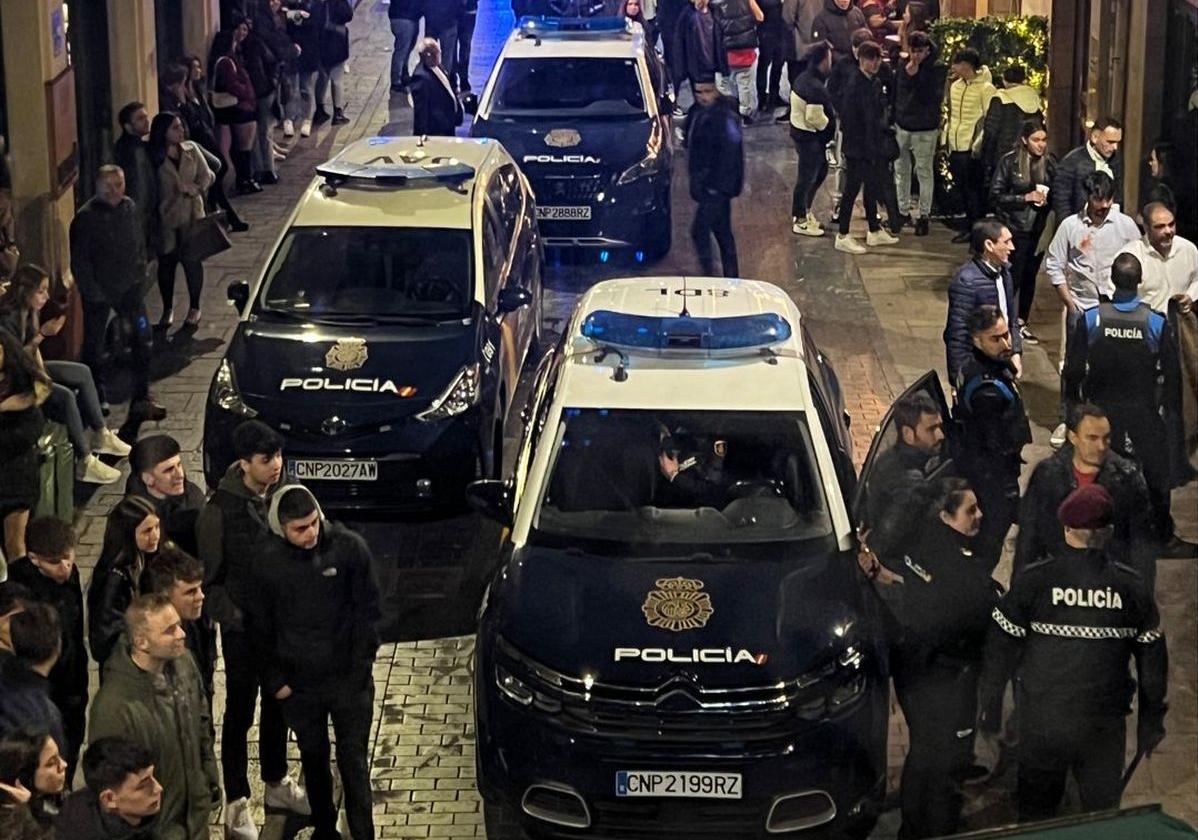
1120,234,1198,313
976,257,1010,325
1044,204,1141,309
1086,142,1114,179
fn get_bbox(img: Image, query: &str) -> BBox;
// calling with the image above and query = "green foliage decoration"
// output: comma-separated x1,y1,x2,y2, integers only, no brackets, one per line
929,15,1050,94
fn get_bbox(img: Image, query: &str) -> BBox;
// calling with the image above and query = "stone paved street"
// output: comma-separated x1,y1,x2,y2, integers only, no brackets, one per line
64,1,1196,837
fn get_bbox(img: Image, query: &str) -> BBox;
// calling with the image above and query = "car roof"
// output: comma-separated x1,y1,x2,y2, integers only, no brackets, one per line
556,277,813,412
501,20,646,60
289,136,505,229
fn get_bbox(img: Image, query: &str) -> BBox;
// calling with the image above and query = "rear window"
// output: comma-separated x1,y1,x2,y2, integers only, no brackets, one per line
490,58,645,116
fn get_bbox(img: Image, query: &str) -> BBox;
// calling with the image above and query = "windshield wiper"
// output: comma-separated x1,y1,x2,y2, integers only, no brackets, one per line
262,311,460,326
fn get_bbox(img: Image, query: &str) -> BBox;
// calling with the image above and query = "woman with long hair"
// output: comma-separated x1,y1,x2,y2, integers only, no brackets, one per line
0,328,49,566
0,264,128,483
1142,139,1177,215
86,496,168,669
148,113,215,330
209,23,261,194
989,118,1056,343
0,729,67,831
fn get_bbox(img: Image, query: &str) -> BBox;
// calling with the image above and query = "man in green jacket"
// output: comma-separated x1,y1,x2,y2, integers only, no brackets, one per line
88,593,220,840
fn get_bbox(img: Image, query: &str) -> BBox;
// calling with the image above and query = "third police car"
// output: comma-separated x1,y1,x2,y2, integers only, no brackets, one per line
467,276,888,838
469,16,674,261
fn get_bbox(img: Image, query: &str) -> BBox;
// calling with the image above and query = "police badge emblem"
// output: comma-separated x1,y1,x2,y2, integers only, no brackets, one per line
642,577,714,632
325,338,368,371
544,128,582,148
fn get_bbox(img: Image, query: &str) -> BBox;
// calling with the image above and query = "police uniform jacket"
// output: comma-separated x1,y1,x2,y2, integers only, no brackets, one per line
865,441,941,561
953,348,1031,477
980,547,1167,724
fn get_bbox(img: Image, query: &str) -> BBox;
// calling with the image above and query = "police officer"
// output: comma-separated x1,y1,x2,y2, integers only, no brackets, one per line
979,485,1168,822
657,423,728,507
892,477,997,839
952,305,1032,568
1063,252,1184,555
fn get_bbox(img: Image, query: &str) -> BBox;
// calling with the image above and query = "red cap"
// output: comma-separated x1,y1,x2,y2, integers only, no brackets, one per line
1057,484,1114,529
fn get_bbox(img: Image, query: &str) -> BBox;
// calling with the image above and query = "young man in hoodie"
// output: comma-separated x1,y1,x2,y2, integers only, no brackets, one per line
122,435,206,557
250,485,381,840
195,420,307,840
943,49,996,242
88,594,220,840
56,738,162,840
980,64,1041,191
893,31,946,236
789,40,836,236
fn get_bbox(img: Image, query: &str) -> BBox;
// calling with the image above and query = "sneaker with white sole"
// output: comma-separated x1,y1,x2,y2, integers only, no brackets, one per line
76,454,122,485
264,777,311,815
806,212,824,234
1050,422,1067,450
300,119,312,138
90,427,132,458
225,797,259,840
792,217,824,237
282,119,295,138
866,229,900,247
834,234,867,254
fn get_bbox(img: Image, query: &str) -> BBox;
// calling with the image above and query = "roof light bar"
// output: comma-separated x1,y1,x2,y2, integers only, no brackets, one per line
315,157,475,186
580,311,792,352
516,15,633,39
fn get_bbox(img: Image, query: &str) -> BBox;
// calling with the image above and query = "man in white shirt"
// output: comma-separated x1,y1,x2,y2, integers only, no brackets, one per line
1121,202,1198,313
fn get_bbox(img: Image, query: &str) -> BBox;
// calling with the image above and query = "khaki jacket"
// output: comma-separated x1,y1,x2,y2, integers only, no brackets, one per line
157,140,215,254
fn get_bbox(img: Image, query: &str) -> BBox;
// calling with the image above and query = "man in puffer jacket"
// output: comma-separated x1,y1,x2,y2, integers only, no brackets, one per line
810,0,866,61
980,64,1041,189
712,0,764,121
943,49,996,241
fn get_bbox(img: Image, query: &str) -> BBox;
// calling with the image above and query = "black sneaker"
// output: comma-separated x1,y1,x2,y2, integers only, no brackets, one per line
741,113,754,126
915,218,929,236
774,110,790,124
1160,536,1198,558
312,107,331,126
331,108,350,126
951,231,970,244
130,398,168,423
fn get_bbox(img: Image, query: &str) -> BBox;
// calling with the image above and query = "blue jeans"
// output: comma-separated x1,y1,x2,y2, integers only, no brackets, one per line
716,59,757,117
390,18,419,87
44,360,105,458
895,127,937,219
288,69,317,123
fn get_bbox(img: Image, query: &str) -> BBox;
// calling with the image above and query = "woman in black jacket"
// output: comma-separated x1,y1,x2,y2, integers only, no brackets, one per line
0,329,48,565
86,496,167,669
989,118,1056,343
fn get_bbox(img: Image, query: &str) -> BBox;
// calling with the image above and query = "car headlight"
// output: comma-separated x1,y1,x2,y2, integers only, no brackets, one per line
211,359,257,418
417,363,481,422
495,663,534,707
828,645,867,708
616,121,665,185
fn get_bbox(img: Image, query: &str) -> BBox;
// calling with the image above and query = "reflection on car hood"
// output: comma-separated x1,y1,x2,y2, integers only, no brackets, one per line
472,116,652,173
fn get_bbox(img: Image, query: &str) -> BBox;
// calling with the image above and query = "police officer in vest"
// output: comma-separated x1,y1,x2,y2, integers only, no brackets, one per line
1063,252,1184,558
979,484,1168,822
952,305,1032,568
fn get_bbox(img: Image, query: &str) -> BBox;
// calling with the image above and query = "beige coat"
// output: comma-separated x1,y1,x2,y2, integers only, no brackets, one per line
157,140,215,255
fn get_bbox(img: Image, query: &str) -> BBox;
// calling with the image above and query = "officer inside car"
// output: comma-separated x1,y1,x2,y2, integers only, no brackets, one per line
1063,251,1190,561
979,484,1168,822
952,305,1032,569
656,423,729,507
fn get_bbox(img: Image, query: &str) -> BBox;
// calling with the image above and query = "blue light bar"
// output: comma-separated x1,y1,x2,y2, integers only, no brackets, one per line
581,310,792,351
517,15,632,36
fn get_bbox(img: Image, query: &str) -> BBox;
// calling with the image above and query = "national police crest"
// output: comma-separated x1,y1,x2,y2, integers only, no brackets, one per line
325,338,368,371
642,577,713,632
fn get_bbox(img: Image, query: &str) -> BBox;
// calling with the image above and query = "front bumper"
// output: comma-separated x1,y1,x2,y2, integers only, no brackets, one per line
533,170,669,249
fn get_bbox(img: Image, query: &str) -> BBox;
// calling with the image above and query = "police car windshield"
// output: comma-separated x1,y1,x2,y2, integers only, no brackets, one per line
259,227,473,319
490,58,646,117
532,409,832,548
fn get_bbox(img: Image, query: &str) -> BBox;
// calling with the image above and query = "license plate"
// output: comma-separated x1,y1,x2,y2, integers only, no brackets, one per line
537,205,592,220
616,771,742,799
290,459,378,482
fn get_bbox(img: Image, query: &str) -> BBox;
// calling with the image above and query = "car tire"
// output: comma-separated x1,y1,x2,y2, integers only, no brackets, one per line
642,199,672,263
483,800,530,840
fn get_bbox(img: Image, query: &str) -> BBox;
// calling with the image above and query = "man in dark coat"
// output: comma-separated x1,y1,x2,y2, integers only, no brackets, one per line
810,0,866,61
57,738,163,840
411,38,463,137
424,0,466,81
675,0,729,89
122,435,206,557
0,603,66,753
1052,116,1124,222
112,102,158,250
685,83,744,277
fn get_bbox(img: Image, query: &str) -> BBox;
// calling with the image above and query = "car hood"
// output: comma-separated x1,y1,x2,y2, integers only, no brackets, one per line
492,543,862,687
473,116,652,176
227,318,475,422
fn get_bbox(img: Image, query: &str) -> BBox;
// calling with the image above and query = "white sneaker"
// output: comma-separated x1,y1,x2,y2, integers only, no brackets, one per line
792,217,824,237
300,119,312,138
282,119,295,138
866,229,900,247
90,427,131,458
264,777,311,816
224,797,258,840
834,234,867,254
806,212,824,235
1050,422,1067,450
76,454,122,485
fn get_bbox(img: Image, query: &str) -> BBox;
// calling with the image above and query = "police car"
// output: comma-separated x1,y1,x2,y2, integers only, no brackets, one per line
203,135,543,510
469,16,674,262
466,276,888,838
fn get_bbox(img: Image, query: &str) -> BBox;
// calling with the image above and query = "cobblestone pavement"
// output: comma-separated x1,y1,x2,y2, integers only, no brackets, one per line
66,1,1196,837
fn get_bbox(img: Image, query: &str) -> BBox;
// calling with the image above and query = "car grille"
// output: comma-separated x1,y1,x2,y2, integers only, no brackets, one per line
562,798,765,839
538,175,604,204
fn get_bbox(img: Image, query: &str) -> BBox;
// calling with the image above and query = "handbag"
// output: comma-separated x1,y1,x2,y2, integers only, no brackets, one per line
210,57,239,109
179,213,232,264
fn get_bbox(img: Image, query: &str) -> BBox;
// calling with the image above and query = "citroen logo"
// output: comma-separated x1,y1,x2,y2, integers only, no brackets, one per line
321,415,347,437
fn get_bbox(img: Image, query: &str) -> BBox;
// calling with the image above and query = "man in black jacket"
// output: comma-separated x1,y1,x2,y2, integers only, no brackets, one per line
893,31,946,236
676,0,728,91
0,602,66,752
424,0,465,81
251,485,381,840
6,517,87,778
69,166,164,426
112,102,157,250
686,83,744,277
1052,116,1124,222
56,738,163,840
143,547,216,703
411,38,463,137
123,435,206,556
810,0,866,61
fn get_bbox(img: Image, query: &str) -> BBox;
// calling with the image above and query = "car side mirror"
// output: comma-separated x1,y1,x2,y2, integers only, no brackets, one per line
497,287,533,314
461,93,479,115
466,479,513,527
227,281,250,314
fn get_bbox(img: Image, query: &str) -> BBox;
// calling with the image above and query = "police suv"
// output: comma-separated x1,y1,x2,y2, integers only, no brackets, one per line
469,16,674,261
203,135,543,510
467,276,888,838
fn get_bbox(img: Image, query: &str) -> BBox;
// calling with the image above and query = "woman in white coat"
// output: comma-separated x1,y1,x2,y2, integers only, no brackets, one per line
150,111,215,329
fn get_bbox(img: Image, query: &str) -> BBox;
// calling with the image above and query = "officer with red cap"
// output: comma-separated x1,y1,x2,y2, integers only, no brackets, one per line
978,484,1168,822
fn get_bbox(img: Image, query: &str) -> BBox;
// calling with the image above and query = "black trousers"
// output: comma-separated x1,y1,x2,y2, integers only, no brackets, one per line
1010,231,1044,323
1018,712,1126,822
756,32,786,100
792,134,829,219
221,632,290,801
283,678,375,840
157,248,205,313
949,151,985,225
691,198,739,277
80,294,152,402
893,654,979,839
1104,403,1174,546
961,462,1020,570
838,157,898,235
454,10,477,91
